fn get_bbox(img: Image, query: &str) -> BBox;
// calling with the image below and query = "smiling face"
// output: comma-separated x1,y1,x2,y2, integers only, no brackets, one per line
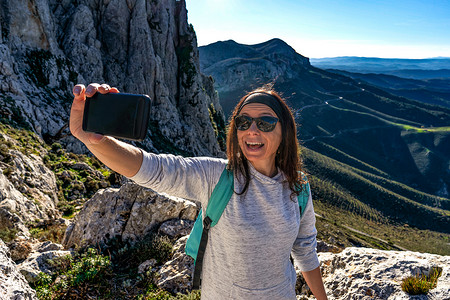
237,103,282,177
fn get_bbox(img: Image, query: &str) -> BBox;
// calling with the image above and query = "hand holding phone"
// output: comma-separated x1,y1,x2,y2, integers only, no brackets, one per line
82,92,151,141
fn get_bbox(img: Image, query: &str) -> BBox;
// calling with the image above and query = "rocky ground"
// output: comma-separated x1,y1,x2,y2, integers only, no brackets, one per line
1,181,449,299
317,248,450,300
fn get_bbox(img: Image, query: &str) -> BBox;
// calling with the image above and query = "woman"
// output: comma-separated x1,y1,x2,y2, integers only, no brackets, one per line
70,83,328,300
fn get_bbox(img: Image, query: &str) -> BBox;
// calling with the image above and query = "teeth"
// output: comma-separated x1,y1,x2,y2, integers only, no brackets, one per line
246,142,263,146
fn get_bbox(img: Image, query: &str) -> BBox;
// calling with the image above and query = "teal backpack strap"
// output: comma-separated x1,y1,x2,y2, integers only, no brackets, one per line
297,172,310,217
290,172,310,266
205,168,234,227
185,167,233,261
185,167,234,289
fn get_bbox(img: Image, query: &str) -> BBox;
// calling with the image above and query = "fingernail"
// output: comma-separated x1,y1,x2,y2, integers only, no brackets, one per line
86,86,94,94
74,86,81,95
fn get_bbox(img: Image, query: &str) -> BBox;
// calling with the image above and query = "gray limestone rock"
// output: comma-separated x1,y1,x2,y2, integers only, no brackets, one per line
316,240,342,253
158,219,194,239
0,240,38,300
138,258,158,275
7,150,58,214
0,172,31,239
18,246,71,284
156,235,194,294
62,182,198,250
297,247,450,300
33,241,64,253
0,135,59,239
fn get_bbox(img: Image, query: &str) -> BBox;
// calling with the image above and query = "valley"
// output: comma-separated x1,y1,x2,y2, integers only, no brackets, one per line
199,39,450,255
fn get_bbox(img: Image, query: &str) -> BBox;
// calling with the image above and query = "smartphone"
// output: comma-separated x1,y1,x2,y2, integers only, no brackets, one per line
82,92,151,141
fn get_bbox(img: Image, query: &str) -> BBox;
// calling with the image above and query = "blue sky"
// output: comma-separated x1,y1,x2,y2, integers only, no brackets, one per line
186,0,450,59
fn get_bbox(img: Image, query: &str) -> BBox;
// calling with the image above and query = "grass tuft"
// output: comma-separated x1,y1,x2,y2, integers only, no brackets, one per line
401,266,442,295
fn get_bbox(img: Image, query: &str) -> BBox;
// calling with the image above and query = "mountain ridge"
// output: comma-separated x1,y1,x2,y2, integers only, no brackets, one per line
310,56,450,79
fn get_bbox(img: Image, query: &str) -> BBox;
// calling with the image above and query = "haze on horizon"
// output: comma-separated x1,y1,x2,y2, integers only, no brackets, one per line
186,0,450,59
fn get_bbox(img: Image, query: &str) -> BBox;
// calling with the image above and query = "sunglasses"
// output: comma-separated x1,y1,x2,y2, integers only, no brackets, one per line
234,115,279,132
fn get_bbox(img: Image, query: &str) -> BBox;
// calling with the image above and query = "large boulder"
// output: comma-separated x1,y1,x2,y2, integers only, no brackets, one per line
0,239,37,300
62,182,198,249
308,247,450,300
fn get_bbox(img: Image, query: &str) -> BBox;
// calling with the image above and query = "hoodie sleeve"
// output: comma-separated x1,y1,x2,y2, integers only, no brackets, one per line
128,150,227,208
291,189,320,272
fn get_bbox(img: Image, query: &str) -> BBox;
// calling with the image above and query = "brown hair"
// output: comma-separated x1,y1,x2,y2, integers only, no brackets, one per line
226,88,305,199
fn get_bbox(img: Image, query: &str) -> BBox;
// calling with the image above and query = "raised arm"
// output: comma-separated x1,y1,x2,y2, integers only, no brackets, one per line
69,83,143,177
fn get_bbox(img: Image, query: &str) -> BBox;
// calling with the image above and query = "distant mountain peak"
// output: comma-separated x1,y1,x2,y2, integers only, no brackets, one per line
210,39,239,46
199,38,309,70
250,38,298,56
253,37,289,47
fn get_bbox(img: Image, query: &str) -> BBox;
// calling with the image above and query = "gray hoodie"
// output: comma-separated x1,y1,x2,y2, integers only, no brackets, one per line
129,151,319,300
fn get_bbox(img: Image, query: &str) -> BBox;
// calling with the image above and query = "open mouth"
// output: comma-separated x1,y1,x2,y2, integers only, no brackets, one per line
246,142,264,150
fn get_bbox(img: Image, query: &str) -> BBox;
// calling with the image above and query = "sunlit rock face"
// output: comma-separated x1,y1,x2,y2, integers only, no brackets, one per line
312,247,450,300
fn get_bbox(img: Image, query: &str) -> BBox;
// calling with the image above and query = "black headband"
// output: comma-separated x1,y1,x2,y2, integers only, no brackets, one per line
236,93,284,121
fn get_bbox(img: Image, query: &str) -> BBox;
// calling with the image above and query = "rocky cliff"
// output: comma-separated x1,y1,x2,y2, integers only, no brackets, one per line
0,0,225,156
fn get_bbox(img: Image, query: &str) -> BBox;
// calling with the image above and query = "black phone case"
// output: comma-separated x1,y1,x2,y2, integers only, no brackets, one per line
82,93,151,141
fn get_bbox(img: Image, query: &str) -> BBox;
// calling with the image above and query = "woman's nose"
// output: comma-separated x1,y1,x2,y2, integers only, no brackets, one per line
247,121,259,133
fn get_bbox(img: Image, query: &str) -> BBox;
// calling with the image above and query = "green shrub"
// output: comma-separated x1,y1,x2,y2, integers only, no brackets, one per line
32,248,112,299
0,142,10,159
34,273,54,300
137,284,172,300
136,286,201,300
29,224,67,244
401,266,442,295
112,233,174,273
171,290,201,300
57,200,75,217
67,248,111,286
150,235,174,263
51,143,62,152
84,177,100,193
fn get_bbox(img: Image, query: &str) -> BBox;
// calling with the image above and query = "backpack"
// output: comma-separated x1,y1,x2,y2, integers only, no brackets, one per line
185,167,310,289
